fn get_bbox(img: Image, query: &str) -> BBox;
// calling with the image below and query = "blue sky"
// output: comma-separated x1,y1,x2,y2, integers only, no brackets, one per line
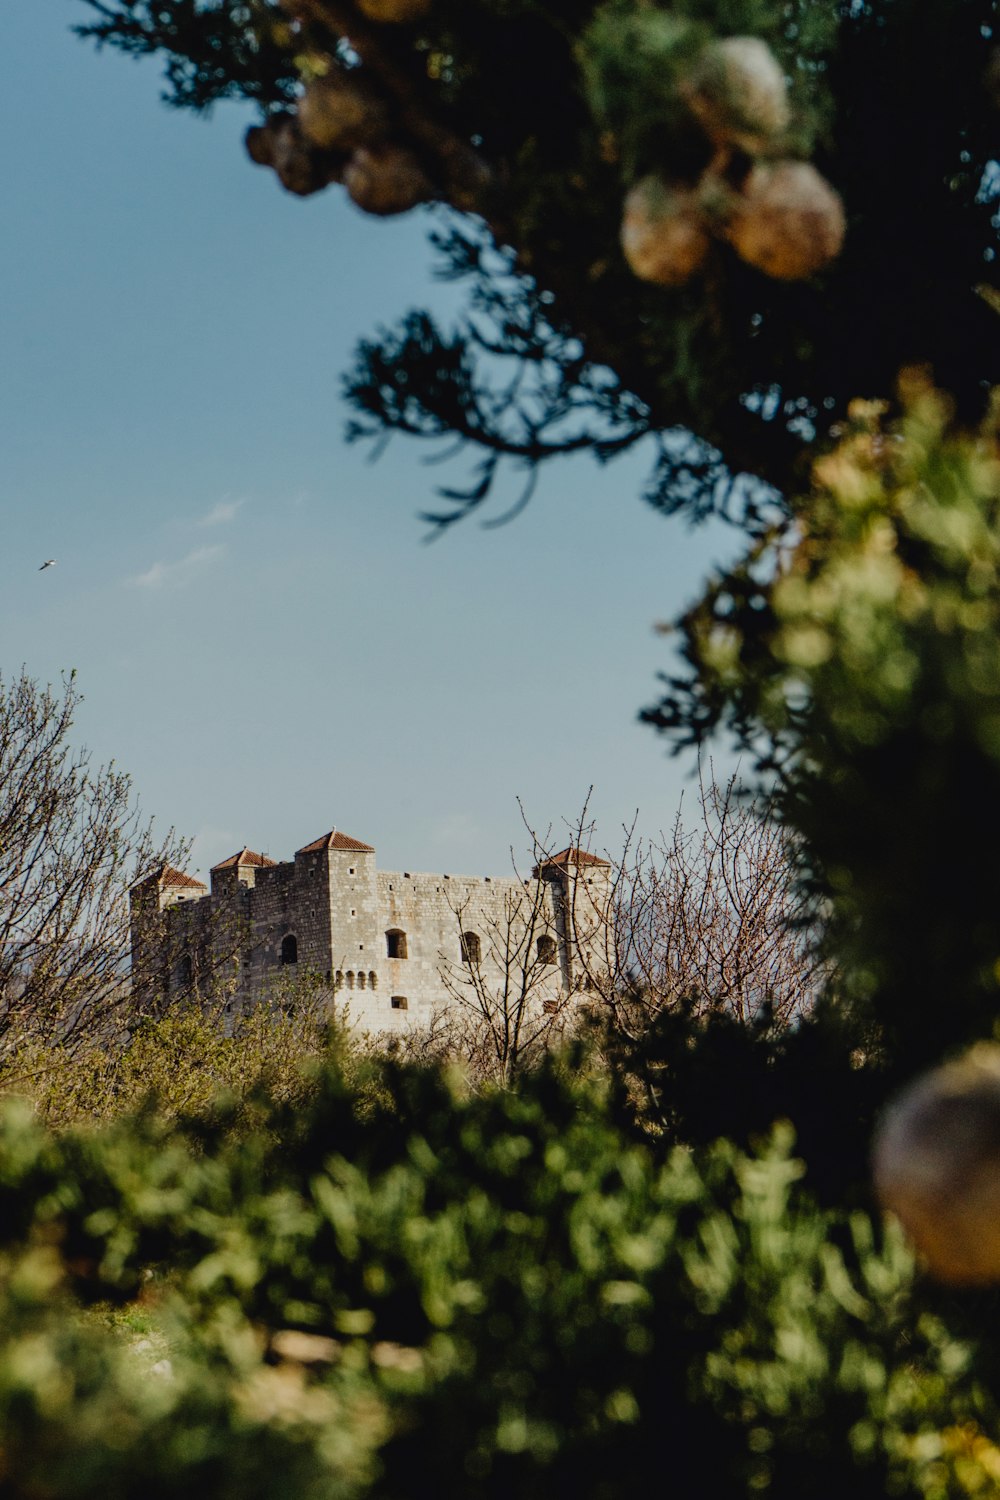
2,2,736,880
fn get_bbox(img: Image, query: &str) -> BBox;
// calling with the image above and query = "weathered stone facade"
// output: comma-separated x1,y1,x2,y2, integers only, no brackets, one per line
130,827,612,1031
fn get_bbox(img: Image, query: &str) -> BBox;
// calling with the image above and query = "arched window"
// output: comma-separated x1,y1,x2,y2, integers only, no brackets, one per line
460,931,481,965
369,971,378,990
537,935,557,966
347,971,355,990
386,929,408,959
334,971,344,991
176,952,193,990
357,971,366,990
280,933,298,966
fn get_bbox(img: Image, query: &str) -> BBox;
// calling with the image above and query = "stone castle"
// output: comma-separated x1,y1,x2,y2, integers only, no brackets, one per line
130,825,613,1030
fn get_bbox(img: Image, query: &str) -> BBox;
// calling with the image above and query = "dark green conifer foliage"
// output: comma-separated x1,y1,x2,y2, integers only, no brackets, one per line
649,382,1000,1080
75,1,1000,528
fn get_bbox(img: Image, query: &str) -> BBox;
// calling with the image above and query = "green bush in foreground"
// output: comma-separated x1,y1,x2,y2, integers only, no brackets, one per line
0,1055,994,1500
651,379,1000,1079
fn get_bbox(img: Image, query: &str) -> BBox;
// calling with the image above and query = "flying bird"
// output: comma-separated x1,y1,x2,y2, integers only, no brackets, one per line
38,559,56,571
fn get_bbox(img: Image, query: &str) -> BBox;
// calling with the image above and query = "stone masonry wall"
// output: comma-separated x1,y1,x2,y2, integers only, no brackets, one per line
131,834,612,1034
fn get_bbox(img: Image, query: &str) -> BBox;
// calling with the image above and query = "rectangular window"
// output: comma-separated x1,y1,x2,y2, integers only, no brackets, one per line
391,996,408,1011
386,930,408,959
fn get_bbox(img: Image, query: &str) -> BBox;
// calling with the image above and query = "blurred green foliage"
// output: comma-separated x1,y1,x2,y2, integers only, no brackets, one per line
649,376,1000,1076
0,1053,996,1499
579,0,836,177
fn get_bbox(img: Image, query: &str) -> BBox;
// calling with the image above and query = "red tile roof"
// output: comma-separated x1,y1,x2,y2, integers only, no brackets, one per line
538,847,612,869
296,829,375,855
211,848,277,872
132,863,208,891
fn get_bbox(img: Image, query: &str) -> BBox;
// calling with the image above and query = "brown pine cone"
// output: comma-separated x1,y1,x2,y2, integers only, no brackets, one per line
725,160,845,280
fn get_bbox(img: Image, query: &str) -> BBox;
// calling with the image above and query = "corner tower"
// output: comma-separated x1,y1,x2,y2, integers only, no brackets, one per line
293,828,377,990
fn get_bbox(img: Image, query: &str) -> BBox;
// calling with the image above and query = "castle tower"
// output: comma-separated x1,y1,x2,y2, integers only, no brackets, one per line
210,848,276,897
534,847,613,990
208,850,277,1009
129,863,209,1002
293,829,378,998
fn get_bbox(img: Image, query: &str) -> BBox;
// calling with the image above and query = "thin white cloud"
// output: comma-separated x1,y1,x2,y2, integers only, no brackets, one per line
129,544,224,590
198,497,245,527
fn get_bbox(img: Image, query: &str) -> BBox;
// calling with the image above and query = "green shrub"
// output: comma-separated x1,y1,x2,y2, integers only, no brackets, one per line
0,1056,993,1499
0,1003,344,1132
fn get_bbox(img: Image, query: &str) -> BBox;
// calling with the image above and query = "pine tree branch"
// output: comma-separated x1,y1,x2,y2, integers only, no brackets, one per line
277,0,491,208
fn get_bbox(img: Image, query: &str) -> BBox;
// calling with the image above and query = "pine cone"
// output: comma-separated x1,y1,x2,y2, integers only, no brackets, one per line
725,160,845,280
244,115,338,197
874,1045,1000,1283
245,124,276,168
620,176,710,286
344,145,433,215
684,36,790,155
298,73,390,152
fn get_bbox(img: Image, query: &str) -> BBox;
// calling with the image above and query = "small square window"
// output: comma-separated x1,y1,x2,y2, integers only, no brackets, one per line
349,867,355,875
391,996,408,1010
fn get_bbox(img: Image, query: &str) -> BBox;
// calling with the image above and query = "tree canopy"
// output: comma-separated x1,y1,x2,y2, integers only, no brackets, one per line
75,0,1000,531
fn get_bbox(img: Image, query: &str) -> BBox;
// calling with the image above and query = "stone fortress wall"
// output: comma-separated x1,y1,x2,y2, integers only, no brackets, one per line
130,824,613,1031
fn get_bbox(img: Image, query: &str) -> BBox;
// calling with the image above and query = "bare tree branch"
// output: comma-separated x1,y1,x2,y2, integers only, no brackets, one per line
0,670,187,1062
567,769,826,1040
